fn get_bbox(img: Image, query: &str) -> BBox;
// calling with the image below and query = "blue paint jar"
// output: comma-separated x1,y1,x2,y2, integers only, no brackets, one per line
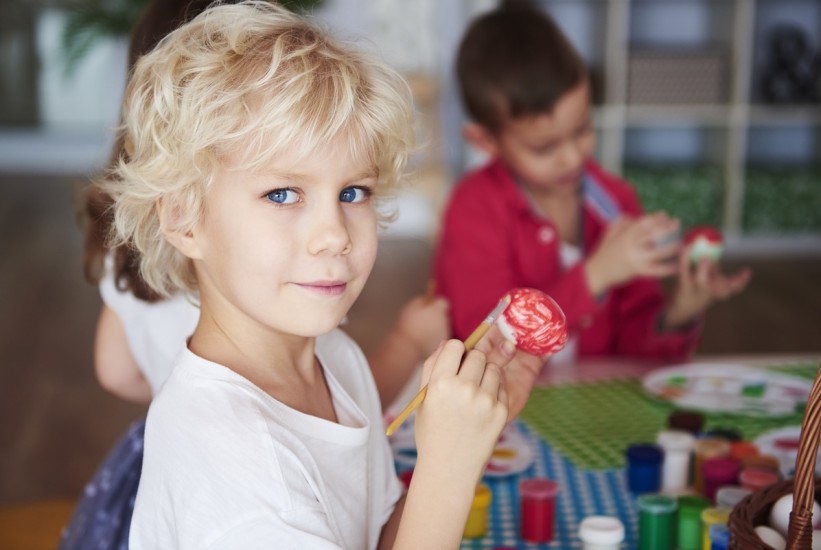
626,444,663,494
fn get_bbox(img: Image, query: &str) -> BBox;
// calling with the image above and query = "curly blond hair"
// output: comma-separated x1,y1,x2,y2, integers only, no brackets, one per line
99,0,415,297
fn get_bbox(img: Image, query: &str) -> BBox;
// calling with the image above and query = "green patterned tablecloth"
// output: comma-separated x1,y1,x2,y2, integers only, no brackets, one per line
519,362,819,470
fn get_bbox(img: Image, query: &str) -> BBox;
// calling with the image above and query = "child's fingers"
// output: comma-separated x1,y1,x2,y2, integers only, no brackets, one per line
420,339,447,387
479,361,502,396
457,349,489,384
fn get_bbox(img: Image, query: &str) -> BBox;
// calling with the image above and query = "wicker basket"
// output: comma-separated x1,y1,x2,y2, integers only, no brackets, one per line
728,363,821,549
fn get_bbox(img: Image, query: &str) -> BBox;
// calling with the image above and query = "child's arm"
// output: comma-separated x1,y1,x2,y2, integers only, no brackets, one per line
94,305,152,403
386,340,509,549
368,295,450,409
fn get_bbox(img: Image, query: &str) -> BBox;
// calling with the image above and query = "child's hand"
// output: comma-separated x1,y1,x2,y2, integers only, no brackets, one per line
585,212,681,296
395,295,450,361
414,340,509,481
664,253,752,330
471,324,544,420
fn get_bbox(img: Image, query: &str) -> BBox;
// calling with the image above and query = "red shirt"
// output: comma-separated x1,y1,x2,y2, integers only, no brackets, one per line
433,158,699,360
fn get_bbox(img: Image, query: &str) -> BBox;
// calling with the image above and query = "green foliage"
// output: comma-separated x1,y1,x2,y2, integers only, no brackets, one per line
61,0,147,76
624,164,723,229
60,0,326,77
743,166,821,233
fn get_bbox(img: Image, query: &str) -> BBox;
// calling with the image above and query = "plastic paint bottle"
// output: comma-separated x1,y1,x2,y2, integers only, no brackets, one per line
677,495,711,550
578,515,625,550
519,478,558,543
728,441,758,463
693,438,730,494
637,494,677,550
702,457,741,502
626,444,664,494
709,523,730,550
701,506,730,550
463,484,492,539
739,466,781,492
715,485,752,510
657,429,695,494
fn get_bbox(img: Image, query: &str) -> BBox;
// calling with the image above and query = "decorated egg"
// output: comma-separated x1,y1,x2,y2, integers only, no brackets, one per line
683,226,724,263
497,288,568,356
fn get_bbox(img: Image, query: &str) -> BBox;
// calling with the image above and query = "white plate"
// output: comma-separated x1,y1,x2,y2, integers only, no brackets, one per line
642,363,811,417
754,426,821,478
389,421,535,478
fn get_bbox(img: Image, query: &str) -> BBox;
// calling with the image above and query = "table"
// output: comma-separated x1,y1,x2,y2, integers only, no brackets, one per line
452,354,821,549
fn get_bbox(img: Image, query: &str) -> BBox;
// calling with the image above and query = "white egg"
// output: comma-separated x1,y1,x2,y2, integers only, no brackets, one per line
755,525,786,550
813,529,821,550
769,493,821,537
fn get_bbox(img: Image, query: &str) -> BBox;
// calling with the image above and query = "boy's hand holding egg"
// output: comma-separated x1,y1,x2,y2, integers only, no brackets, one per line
683,226,724,264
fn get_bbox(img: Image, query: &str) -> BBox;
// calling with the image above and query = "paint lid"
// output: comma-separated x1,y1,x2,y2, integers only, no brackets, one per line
626,443,663,464
656,429,695,452
715,486,752,509
702,457,741,483
729,441,759,461
668,410,705,434
701,506,730,525
472,483,492,508
578,515,625,544
637,494,678,514
677,495,711,518
694,437,731,458
739,466,781,491
519,478,558,499
741,453,781,472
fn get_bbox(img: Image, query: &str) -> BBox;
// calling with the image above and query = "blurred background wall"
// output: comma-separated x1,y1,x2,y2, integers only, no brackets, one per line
0,0,819,537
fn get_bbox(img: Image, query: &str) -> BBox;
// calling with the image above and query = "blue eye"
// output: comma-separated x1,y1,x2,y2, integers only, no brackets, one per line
340,186,371,204
266,188,299,205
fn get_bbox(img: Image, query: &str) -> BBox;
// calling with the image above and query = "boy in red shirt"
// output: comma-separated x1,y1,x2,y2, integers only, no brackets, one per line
434,4,751,361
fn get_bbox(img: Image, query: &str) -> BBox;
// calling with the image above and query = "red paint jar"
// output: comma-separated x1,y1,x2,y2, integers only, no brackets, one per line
519,478,558,543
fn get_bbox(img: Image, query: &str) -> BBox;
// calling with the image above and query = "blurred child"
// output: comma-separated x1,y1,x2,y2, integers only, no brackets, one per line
99,2,534,546
434,3,751,362
63,1,449,548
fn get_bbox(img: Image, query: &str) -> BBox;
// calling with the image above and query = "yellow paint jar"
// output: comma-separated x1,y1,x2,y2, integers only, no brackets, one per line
463,483,492,539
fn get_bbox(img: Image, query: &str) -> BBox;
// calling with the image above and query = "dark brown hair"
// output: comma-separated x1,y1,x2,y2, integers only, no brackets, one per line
81,0,223,301
456,2,588,133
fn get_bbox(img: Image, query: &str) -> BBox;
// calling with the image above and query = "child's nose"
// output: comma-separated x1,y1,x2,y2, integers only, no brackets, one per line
307,205,352,255
559,140,585,170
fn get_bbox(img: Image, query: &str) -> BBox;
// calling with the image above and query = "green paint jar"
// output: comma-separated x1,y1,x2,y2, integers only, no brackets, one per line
637,494,677,550
677,495,710,550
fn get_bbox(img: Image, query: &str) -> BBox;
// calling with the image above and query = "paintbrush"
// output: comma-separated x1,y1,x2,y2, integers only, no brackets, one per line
384,294,511,436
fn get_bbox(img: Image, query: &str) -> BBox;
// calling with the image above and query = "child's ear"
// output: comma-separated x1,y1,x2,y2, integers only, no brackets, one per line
463,122,500,157
156,198,202,260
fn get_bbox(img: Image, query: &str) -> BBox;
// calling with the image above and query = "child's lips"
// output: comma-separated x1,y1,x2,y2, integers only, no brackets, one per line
295,280,348,296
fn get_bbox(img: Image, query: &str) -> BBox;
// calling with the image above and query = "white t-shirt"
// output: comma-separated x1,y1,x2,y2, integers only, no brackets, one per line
129,329,403,550
98,257,199,394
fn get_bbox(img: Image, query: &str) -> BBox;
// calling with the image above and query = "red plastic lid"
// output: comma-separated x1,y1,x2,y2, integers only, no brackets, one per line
519,478,558,499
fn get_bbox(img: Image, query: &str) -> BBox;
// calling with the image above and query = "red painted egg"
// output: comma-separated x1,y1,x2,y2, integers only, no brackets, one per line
498,288,568,356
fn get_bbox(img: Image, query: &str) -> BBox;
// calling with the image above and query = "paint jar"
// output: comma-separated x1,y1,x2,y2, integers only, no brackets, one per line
693,438,730,494
700,506,730,550
637,494,677,550
709,523,730,550
715,486,752,510
668,410,705,434
463,484,492,539
738,466,781,492
519,478,558,543
626,444,663,494
729,441,758,462
741,453,781,472
656,429,695,494
577,515,625,550
677,495,710,550
702,457,740,503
